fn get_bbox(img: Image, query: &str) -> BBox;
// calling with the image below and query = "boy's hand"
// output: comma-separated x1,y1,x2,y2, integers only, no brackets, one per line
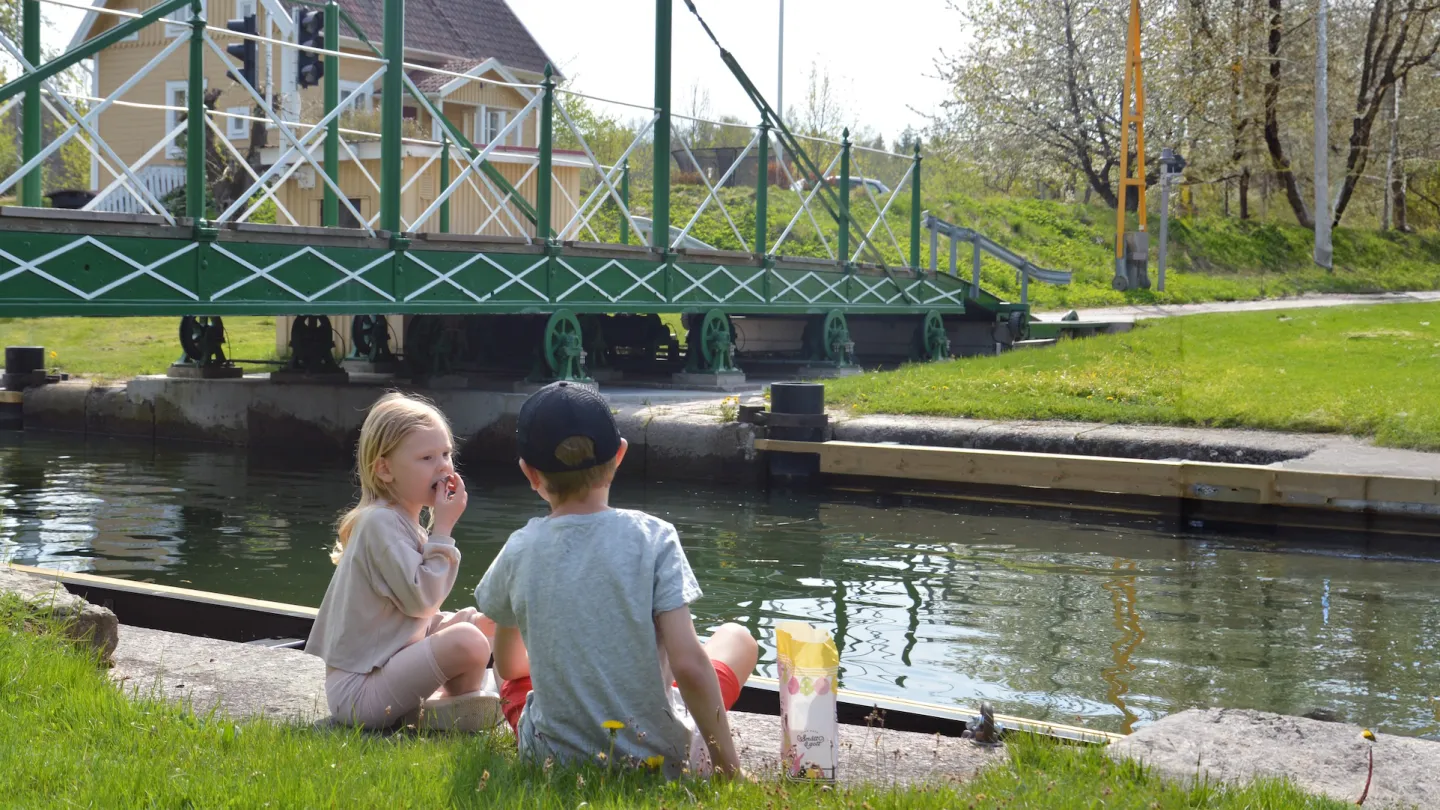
431,472,467,536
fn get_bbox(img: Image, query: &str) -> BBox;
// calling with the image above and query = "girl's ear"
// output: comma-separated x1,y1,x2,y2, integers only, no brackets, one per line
375,455,393,483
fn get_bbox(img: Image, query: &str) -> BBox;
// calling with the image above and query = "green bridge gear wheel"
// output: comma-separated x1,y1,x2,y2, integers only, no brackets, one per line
405,315,463,378
686,309,736,373
916,310,950,362
821,309,854,366
178,316,230,367
287,315,341,373
542,310,588,382
348,315,395,363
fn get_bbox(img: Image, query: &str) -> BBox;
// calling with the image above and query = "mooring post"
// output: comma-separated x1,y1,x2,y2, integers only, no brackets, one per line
185,0,206,222
910,144,922,271
838,128,851,263
755,122,769,255
535,64,554,243
20,0,41,207
439,140,450,234
652,0,671,251
322,0,339,227
379,0,404,234
971,239,981,298
619,159,630,244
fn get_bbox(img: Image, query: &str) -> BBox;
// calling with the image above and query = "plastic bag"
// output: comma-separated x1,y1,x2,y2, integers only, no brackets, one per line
776,621,840,782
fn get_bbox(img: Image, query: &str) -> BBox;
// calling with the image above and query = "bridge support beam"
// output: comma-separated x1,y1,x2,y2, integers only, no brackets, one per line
380,0,404,234
755,122,769,255
910,145,922,271
536,66,554,243
21,0,41,207
652,0,671,251
185,0,206,222
838,128,851,263
322,0,339,228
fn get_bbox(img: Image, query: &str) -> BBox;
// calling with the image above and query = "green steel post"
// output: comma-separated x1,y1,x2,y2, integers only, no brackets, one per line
838,128,851,264
439,140,450,233
21,0,41,206
380,0,404,234
322,1,339,227
535,65,554,243
185,0,205,221
619,160,630,245
755,122,769,255
910,144,922,270
652,0,671,251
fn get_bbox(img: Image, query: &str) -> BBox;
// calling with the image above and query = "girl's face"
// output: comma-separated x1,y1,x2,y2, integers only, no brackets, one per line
375,421,455,511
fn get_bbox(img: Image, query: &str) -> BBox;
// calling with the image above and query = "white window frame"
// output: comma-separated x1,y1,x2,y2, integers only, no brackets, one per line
236,0,256,18
225,106,249,140
166,0,204,37
117,8,139,42
164,79,206,158
338,79,373,113
431,101,445,142
476,105,519,147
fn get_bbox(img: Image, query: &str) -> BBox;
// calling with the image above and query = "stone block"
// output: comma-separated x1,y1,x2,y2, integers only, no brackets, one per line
0,566,119,663
670,371,751,391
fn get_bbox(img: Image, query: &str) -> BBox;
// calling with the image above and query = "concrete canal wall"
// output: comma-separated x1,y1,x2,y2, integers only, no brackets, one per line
20,378,765,484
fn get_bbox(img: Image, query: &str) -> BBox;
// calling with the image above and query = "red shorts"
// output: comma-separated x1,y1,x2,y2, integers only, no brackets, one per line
499,660,742,733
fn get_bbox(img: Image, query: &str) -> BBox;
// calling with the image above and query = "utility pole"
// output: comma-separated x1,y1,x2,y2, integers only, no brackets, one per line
1313,0,1332,268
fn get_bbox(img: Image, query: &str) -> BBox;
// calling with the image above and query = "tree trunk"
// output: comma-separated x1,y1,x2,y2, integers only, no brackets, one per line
1239,167,1251,220
1262,0,1313,228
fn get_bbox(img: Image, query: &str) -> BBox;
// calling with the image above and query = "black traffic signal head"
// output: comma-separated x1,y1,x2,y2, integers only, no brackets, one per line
296,9,326,89
225,14,258,90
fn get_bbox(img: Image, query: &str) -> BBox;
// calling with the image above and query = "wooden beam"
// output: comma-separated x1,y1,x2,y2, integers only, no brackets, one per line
755,440,1440,515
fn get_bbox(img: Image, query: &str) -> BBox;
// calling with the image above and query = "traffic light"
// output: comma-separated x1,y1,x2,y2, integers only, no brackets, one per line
225,14,258,90
296,9,325,89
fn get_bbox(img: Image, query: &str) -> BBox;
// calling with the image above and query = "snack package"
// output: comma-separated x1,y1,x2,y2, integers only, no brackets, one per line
776,621,840,782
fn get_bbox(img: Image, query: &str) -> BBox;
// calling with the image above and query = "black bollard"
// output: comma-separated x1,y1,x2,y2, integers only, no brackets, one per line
4,346,45,391
766,382,827,486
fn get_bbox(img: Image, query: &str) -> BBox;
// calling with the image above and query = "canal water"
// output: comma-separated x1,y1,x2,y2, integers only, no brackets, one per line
1,432,1437,738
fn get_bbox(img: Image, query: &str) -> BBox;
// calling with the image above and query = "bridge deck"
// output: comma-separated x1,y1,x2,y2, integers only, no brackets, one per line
0,208,1001,319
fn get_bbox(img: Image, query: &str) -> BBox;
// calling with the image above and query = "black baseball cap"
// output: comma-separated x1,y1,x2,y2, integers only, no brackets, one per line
516,381,622,473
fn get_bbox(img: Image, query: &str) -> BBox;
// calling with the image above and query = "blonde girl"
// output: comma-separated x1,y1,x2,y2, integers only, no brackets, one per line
307,391,498,731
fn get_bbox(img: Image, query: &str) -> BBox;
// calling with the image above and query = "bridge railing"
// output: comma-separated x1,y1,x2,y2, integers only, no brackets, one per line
0,0,932,273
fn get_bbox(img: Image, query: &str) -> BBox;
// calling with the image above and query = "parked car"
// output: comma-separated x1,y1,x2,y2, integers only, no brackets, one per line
787,176,892,195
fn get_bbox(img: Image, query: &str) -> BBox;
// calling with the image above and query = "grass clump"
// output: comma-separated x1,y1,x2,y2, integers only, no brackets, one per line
1,596,1352,807
826,303,1440,450
0,315,281,380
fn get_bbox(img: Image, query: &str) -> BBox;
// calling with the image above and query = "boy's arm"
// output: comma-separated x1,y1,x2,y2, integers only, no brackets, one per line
491,625,531,682
656,607,740,777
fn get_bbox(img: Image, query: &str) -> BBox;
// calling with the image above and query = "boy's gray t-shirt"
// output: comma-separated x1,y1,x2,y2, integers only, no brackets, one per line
473,508,702,776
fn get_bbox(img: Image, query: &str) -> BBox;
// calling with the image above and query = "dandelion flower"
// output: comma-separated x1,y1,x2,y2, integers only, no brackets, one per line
602,720,625,731
644,755,665,770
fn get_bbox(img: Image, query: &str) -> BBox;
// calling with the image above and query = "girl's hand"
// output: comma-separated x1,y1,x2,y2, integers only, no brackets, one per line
431,472,467,536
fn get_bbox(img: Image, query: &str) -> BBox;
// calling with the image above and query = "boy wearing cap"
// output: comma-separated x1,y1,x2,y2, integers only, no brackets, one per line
473,381,759,780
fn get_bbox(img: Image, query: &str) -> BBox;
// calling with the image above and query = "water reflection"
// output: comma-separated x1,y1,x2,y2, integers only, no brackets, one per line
2,432,1439,738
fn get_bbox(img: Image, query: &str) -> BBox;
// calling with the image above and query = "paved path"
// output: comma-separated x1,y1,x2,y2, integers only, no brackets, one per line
1037,290,1440,323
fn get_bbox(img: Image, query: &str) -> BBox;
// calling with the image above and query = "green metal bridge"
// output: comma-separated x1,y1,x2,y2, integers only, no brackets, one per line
0,0,1063,383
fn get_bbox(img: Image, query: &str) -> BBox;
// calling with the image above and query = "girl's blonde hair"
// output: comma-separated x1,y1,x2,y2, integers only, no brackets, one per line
331,391,454,564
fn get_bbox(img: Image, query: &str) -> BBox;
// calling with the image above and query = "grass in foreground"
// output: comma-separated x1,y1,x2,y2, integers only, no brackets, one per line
826,303,1440,450
0,599,1350,808
0,315,281,380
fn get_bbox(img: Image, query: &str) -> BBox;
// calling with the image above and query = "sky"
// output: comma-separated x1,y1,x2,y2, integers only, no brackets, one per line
40,0,963,145
506,0,960,144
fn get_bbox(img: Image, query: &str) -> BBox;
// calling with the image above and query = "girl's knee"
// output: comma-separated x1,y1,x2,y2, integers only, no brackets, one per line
440,622,491,668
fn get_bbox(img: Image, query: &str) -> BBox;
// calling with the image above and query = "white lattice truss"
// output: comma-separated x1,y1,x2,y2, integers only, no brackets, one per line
208,244,395,303
0,236,199,300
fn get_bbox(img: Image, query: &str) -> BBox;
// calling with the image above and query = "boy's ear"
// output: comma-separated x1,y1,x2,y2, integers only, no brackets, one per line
613,438,629,469
518,458,543,493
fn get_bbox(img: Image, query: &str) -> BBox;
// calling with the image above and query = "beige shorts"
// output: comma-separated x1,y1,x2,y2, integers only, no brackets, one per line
325,608,478,729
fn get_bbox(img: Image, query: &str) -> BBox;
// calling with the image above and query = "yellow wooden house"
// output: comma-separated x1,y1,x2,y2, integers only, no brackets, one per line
69,0,587,353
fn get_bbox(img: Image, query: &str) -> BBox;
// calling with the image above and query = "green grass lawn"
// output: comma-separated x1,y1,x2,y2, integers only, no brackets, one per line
0,316,281,380
0,599,1351,808
826,303,1440,451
